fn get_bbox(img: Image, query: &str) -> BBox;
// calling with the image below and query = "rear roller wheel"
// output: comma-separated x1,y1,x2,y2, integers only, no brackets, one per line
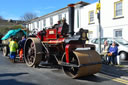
24,38,43,67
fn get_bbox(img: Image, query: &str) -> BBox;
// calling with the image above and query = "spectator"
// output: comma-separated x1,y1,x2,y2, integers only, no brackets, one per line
101,40,110,63
108,42,118,65
8,36,13,53
18,35,26,61
9,37,18,63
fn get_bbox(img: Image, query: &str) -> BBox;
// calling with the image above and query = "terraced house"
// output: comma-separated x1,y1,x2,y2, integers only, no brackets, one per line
26,0,128,41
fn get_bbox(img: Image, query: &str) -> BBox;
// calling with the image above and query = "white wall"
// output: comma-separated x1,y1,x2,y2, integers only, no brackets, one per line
30,23,33,31
101,0,128,40
101,0,126,27
80,3,99,38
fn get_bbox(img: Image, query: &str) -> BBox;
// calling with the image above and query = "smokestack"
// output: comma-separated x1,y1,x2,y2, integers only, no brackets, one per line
68,4,75,37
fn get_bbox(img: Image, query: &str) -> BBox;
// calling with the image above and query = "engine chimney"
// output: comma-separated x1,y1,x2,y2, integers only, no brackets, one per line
68,4,75,37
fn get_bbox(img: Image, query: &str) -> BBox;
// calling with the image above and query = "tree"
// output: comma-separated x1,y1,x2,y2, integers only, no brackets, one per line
21,12,37,21
0,16,3,20
0,25,25,35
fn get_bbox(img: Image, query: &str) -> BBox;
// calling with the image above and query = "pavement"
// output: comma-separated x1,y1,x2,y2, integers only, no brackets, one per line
101,60,128,81
120,60,128,67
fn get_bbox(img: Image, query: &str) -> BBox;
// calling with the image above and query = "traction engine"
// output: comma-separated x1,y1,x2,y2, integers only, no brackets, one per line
24,4,102,78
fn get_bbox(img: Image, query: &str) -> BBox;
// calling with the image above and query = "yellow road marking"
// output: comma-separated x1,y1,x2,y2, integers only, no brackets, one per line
112,78,128,85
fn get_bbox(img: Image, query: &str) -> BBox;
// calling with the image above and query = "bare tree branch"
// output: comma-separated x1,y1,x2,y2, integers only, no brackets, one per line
21,12,37,21
0,16,4,20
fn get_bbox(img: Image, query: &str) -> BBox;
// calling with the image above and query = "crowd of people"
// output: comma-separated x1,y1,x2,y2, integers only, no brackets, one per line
9,36,26,63
101,40,118,65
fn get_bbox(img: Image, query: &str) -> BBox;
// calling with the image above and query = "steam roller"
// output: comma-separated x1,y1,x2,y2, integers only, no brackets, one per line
24,3,102,78
24,37,102,78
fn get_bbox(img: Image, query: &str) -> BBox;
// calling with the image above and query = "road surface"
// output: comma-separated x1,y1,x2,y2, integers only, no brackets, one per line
0,51,128,85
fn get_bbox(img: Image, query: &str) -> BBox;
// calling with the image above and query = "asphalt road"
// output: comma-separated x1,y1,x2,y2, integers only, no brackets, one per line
0,51,128,85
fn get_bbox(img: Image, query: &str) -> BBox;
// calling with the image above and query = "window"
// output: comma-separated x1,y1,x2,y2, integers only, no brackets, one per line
64,13,66,19
88,31,93,38
58,14,62,21
94,38,107,44
107,39,113,44
114,1,123,17
43,19,46,27
77,10,79,28
33,22,35,28
40,20,42,29
37,21,39,28
26,24,29,28
50,17,53,25
30,24,32,30
89,10,94,23
91,39,96,44
114,29,122,38
95,39,98,44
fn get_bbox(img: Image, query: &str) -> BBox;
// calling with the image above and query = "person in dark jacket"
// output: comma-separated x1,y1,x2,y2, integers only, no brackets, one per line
18,35,26,61
108,42,118,65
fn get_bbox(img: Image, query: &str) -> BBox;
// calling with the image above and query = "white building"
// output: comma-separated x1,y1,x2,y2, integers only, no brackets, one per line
26,0,128,41
101,0,128,41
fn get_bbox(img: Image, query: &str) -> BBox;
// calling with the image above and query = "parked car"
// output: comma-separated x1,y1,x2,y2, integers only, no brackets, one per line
89,37,128,60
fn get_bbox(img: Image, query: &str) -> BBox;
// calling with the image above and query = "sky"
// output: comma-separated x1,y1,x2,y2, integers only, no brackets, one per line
0,0,98,20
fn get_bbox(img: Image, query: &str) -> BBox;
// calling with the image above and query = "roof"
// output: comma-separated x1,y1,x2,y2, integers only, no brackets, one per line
26,1,90,24
1,28,27,40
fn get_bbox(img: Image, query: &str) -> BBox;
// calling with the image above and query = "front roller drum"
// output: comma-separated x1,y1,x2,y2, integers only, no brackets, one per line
24,38,43,67
62,50,102,78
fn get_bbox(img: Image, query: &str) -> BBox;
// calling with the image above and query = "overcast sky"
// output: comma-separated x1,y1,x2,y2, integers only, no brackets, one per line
0,0,98,20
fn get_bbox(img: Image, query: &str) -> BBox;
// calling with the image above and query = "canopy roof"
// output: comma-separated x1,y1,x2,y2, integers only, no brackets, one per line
1,28,27,40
